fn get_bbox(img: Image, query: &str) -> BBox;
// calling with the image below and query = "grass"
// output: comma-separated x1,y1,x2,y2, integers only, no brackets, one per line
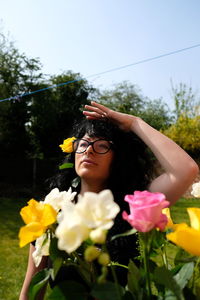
0,197,30,300
170,197,200,224
0,196,200,300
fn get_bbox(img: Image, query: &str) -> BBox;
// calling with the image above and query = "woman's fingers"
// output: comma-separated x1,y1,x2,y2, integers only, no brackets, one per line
82,110,103,119
83,102,110,119
83,101,134,131
90,101,109,113
84,105,103,116
85,102,109,114
83,101,120,123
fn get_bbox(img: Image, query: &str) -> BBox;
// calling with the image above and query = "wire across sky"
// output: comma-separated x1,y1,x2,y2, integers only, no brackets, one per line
0,43,200,103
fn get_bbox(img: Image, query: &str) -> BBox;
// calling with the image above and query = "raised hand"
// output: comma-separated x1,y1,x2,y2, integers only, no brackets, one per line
83,101,136,132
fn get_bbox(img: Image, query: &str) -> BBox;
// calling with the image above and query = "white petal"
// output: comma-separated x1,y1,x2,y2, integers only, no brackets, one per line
56,222,89,253
76,189,119,229
43,187,77,212
89,228,107,244
32,233,50,267
191,182,200,198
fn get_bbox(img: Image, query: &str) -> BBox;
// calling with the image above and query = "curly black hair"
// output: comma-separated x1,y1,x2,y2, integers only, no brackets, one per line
48,118,154,203
47,118,155,274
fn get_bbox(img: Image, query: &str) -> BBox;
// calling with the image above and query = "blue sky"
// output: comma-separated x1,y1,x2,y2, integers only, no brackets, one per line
1,0,200,109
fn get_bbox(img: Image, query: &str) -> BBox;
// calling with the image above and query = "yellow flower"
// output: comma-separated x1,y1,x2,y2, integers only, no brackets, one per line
19,199,57,247
59,137,76,153
162,208,176,230
167,207,200,256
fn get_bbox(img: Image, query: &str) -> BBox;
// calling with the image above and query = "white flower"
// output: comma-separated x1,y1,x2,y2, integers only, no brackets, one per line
55,203,89,253
56,222,89,254
55,189,120,254
32,233,50,267
43,187,76,212
76,189,120,230
191,182,200,198
89,228,107,244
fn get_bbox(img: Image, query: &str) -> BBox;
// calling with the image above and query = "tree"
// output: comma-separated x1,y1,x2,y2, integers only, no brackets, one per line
162,114,200,156
162,83,200,156
0,32,96,160
0,33,43,158
139,99,173,130
99,81,144,114
99,81,172,130
29,72,96,158
171,81,199,120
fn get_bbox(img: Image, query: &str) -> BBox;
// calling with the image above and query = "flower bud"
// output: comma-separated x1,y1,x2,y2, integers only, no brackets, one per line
98,252,110,266
84,246,100,262
89,228,107,244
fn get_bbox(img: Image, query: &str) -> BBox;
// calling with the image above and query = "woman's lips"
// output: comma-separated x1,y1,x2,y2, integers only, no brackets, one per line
81,158,97,165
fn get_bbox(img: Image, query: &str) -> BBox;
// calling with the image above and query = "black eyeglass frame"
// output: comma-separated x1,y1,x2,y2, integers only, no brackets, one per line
73,138,114,154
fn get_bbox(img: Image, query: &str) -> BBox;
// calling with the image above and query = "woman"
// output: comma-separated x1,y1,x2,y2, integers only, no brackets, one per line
19,101,199,299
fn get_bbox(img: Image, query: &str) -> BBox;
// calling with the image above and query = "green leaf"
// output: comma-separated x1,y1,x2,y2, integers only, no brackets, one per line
151,230,166,249
91,281,124,300
127,260,140,296
51,257,64,280
148,259,158,273
174,262,194,289
49,237,68,261
50,239,92,287
122,291,135,300
75,262,92,286
111,228,137,241
154,266,185,300
174,248,196,264
160,290,180,300
49,238,70,280
28,268,51,300
59,162,74,170
48,280,88,300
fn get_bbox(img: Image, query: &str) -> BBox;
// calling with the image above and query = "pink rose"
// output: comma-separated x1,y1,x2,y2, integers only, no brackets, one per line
122,191,170,232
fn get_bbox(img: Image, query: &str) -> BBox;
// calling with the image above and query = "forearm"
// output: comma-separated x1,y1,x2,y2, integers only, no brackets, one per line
131,116,196,174
20,286,46,300
20,245,48,300
131,116,199,203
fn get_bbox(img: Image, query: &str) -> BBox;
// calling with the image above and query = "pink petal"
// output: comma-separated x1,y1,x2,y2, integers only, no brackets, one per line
156,214,168,231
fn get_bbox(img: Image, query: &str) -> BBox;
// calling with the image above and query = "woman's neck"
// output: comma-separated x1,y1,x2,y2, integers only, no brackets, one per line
80,178,107,195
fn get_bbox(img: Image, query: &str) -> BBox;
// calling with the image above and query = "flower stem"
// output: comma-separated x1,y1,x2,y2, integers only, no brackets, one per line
161,243,168,269
110,262,122,300
142,233,152,299
103,244,122,300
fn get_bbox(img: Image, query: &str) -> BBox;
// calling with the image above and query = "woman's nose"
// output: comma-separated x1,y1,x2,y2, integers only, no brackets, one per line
85,144,94,153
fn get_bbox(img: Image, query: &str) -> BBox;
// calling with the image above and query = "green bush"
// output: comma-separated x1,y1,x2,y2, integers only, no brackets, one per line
162,114,200,156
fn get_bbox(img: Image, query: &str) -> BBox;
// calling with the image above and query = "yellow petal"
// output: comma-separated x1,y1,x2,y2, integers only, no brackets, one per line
59,137,76,153
162,208,175,229
20,199,43,224
187,208,200,230
20,200,56,227
19,200,56,247
19,222,45,247
167,224,200,256
41,204,57,226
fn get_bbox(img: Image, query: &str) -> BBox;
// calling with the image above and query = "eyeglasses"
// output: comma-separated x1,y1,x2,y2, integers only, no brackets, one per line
73,139,113,154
